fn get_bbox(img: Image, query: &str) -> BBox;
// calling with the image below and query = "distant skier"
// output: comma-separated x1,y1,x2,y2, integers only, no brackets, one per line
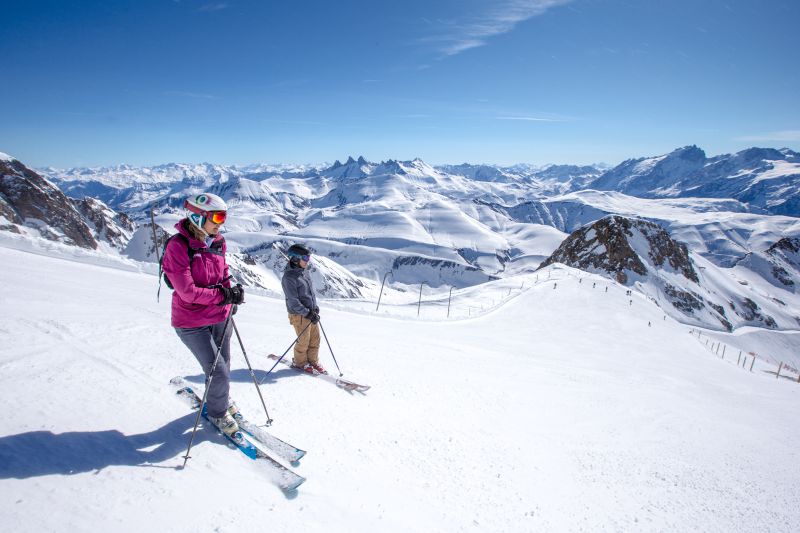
161,193,245,437
281,244,326,374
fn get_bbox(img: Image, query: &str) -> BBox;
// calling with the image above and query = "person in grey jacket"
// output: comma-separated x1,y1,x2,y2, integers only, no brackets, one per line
281,244,326,374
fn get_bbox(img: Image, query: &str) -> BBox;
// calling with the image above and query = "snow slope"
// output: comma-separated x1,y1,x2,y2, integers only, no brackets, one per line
1,244,799,532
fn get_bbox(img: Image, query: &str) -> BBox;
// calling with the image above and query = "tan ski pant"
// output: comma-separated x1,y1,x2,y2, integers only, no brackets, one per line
289,313,320,366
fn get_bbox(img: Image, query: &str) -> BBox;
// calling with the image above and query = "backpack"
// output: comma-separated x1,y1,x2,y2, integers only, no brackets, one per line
157,233,224,300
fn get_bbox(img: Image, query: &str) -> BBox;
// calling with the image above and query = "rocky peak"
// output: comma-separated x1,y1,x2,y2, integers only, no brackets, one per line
538,215,697,285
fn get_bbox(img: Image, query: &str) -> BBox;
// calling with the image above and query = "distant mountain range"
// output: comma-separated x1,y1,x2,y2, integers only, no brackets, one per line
1,145,799,331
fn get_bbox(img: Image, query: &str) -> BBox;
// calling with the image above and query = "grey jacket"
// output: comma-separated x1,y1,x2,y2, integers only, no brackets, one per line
282,264,318,316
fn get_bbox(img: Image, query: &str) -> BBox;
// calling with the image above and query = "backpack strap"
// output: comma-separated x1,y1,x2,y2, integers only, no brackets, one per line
157,233,219,301
158,233,197,301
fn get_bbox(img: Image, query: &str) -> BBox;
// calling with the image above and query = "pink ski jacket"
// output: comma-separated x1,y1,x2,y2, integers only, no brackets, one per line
161,220,231,328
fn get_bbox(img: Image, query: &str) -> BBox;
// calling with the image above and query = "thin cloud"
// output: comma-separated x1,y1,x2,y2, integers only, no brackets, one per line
198,3,229,12
165,91,218,100
423,0,574,57
497,115,564,122
737,130,800,142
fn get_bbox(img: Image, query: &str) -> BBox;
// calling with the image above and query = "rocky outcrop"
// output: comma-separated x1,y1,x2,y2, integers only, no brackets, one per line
538,215,697,285
71,197,135,250
0,158,98,249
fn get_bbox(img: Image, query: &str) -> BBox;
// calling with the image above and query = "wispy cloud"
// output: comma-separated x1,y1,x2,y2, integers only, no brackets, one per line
423,0,574,57
497,115,562,122
736,130,800,142
198,3,229,12
165,90,218,100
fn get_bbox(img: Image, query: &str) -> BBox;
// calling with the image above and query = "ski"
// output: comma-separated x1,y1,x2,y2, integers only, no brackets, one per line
170,379,306,491
267,354,371,393
170,377,306,464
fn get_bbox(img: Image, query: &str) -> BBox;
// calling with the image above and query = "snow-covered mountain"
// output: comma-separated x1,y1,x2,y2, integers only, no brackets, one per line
590,145,800,216
539,215,799,331
4,146,797,333
735,237,800,292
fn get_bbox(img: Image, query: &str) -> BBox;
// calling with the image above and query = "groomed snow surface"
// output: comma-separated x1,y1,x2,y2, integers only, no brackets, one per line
1,245,799,532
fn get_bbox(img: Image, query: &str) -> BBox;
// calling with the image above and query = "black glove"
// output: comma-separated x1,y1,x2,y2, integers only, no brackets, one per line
305,310,320,324
218,284,245,306
314,306,320,314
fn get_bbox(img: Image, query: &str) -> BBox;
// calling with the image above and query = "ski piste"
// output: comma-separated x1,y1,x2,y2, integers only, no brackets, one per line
170,376,306,464
267,354,371,393
170,378,306,491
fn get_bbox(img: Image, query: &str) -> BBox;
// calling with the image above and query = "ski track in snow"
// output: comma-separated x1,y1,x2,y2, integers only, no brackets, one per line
0,245,799,532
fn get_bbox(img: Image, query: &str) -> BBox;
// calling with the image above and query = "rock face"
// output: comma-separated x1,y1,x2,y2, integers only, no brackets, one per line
71,196,135,250
0,158,98,249
539,216,697,285
537,215,790,332
765,237,800,289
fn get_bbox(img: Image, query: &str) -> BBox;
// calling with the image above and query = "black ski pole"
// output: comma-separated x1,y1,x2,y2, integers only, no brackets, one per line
260,321,313,382
231,315,273,426
318,320,343,377
181,309,234,469
150,205,164,302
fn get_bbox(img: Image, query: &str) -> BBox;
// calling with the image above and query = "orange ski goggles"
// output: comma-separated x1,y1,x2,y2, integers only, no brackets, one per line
185,200,227,225
207,211,227,224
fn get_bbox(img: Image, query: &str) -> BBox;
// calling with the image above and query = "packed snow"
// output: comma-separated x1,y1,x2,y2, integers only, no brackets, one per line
1,239,799,532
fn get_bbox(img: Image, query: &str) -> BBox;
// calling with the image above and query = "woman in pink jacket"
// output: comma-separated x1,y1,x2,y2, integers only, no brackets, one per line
162,193,244,436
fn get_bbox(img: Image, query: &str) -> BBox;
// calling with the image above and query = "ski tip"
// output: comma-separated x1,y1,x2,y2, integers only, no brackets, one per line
282,476,307,492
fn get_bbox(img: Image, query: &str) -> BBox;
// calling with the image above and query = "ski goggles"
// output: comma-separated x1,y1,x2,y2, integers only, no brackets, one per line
299,254,311,262
185,200,227,224
207,211,227,224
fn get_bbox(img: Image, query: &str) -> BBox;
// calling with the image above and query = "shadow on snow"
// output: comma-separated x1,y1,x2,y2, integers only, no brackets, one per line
0,413,201,479
183,367,299,385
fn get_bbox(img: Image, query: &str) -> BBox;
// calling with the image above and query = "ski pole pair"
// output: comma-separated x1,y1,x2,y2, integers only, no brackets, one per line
182,305,271,468
263,319,343,378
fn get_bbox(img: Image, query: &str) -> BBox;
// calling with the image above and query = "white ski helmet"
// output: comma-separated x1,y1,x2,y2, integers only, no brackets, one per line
184,192,228,230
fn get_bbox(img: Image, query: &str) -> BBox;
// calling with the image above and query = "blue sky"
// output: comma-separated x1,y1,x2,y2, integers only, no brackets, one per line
1,0,798,167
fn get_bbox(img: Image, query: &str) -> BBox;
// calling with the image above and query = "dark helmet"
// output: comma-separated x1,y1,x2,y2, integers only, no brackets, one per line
287,243,311,263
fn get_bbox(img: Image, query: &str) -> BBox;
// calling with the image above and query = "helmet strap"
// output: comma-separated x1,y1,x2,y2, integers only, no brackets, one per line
187,212,209,237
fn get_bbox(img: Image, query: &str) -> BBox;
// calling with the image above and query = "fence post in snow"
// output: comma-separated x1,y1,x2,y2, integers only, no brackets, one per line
776,362,783,379
722,345,726,359
447,286,454,318
750,355,756,372
737,351,742,366
375,271,393,312
417,282,425,317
